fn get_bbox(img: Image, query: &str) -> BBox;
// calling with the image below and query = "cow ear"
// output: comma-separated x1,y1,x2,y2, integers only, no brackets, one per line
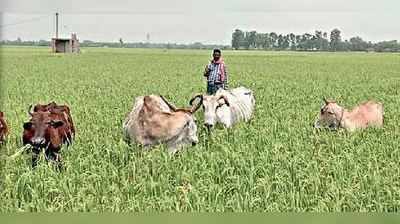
51,120,64,128
23,122,33,130
0,111,3,117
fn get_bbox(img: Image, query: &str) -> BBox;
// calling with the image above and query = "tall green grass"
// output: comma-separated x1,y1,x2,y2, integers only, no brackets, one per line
0,47,399,211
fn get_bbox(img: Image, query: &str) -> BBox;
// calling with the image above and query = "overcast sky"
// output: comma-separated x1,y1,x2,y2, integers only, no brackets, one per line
1,0,399,44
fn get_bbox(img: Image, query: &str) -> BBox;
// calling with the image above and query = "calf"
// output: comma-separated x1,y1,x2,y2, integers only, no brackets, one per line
314,99,384,131
33,102,75,139
123,95,201,153
23,104,74,168
0,111,9,144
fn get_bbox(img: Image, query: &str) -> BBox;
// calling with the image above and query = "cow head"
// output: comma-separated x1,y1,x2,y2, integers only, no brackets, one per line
189,93,229,131
314,98,344,130
159,96,202,147
23,108,65,150
181,117,199,147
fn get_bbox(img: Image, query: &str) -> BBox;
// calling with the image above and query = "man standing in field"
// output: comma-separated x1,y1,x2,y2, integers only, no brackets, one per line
204,49,228,95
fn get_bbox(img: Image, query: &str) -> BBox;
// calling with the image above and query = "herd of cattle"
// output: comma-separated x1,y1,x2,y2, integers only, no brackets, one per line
0,86,384,168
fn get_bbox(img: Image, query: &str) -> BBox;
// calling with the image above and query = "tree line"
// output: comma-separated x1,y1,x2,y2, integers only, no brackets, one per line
232,28,400,52
0,38,230,50
1,28,399,52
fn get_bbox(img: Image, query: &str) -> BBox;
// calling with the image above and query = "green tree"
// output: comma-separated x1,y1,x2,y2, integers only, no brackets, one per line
315,30,323,50
232,29,245,50
245,31,257,49
289,33,296,50
277,34,284,49
269,32,278,49
255,33,265,49
298,33,312,50
330,28,342,51
283,34,290,49
374,40,399,52
261,33,271,49
349,36,368,51
295,35,302,50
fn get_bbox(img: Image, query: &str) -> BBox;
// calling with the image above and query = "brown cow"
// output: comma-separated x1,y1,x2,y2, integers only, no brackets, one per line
23,104,74,168
0,111,9,144
314,99,384,131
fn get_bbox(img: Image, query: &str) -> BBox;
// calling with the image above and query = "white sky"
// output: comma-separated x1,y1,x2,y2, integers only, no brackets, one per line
1,0,399,44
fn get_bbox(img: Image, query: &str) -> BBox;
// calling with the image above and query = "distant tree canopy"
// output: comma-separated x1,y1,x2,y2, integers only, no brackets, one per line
231,28,400,52
0,38,230,50
1,28,399,52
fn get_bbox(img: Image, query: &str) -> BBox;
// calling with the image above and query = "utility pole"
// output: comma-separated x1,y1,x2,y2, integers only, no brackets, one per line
55,12,59,38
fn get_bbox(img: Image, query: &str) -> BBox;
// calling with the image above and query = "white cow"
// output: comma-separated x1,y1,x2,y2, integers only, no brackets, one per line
123,95,201,153
190,86,255,130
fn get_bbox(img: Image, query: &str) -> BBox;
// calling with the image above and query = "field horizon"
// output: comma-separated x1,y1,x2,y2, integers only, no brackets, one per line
0,47,399,211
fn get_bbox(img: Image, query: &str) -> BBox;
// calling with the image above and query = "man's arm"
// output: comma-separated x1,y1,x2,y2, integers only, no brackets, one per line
204,64,210,77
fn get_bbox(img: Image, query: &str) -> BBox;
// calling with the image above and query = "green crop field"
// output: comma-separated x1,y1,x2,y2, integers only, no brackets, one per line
0,46,400,211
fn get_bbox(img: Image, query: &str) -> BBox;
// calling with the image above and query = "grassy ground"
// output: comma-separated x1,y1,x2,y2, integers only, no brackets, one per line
0,47,399,211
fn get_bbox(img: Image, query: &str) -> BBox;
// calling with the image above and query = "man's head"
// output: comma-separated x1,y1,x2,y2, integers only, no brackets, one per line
213,49,221,61
314,99,344,130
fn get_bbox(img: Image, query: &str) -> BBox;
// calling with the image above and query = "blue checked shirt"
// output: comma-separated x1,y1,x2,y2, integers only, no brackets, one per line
204,62,228,88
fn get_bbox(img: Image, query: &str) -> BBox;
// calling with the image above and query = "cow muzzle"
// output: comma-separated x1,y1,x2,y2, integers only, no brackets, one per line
32,137,46,147
313,120,321,129
204,123,214,131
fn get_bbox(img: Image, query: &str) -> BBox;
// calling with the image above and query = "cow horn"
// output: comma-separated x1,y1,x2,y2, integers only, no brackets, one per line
219,95,230,107
323,98,328,104
48,101,57,107
189,94,203,113
28,105,34,116
159,95,178,112
189,94,203,106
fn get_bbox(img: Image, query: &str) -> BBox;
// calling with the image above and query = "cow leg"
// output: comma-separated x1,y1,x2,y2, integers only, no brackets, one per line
31,151,39,168
219,117,232,128
45,149,63,171
168,146,179,154
54,153,63,171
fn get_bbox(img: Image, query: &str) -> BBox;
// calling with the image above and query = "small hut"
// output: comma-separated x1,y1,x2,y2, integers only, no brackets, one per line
51,33,80,53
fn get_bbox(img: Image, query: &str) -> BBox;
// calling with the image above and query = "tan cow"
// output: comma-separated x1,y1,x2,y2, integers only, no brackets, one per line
123,95,202,153
314,99,384,131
